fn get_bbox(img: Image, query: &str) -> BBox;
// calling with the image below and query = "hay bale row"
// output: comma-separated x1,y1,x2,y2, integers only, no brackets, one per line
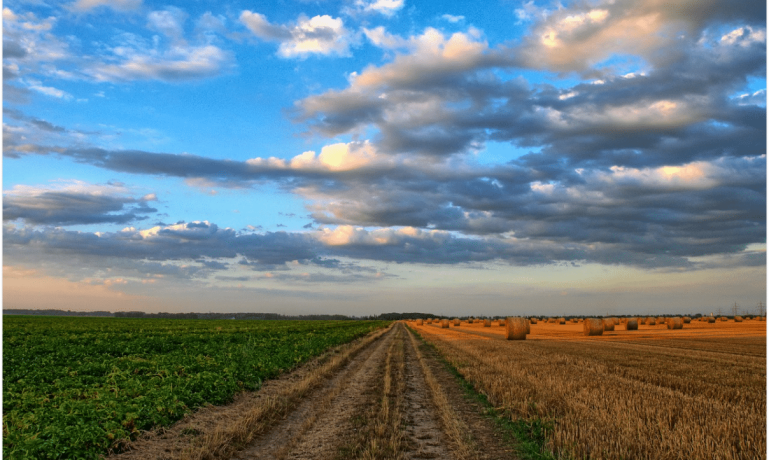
505,317,528,340
645,317,656,325
666,317,683,329
584,318,604,336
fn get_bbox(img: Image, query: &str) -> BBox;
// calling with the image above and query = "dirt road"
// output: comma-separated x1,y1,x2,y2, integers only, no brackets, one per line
112,323,515,460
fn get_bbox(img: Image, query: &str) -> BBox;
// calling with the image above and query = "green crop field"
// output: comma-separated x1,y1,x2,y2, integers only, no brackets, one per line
3,316,390,459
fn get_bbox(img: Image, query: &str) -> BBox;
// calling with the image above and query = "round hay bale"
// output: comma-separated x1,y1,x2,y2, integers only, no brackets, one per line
683,317,691,324
441,319,449,328
612,317,620,325
666,317,683,329
484,319,491,327
453,319,461,326
734,316,743,322
525,319,531,334
602,318,615,331
558,317,566,324
583,318,604,336
416,319,423,326
529,318,538,324
645,317,656,325
571,318,578,323
505,317,528,340
719,316,728,322
498,319,506,326
467,319,474,324
706,316,715,323
656,317,665,324
626,318,638,330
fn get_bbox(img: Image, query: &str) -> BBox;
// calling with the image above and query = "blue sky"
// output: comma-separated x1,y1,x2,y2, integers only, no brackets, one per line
3,0,767,316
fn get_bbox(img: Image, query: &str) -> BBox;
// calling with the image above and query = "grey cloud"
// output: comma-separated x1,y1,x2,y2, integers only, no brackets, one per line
3,189,157,226
4,131,763,269
513,0,766,72
3,40,27,58
4,108,67,133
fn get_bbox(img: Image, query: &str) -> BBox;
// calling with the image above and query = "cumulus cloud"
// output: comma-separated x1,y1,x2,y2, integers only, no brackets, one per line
240,11,352,58
512,0,766,72
297,11,765,167
247,141,383,172
2,0,765,278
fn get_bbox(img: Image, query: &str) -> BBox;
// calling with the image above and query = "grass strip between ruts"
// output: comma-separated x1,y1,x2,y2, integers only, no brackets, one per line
407,326,561,460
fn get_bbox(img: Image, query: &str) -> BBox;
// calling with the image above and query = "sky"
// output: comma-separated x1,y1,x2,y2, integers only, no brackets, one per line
2,0,767,317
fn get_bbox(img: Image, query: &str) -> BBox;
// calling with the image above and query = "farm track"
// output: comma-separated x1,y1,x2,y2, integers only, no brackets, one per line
111,323,515,460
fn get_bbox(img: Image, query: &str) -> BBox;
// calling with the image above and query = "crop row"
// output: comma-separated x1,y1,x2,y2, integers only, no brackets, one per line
3,316,389,459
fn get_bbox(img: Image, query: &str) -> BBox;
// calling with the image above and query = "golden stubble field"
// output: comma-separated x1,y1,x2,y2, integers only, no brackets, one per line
411,318,766,460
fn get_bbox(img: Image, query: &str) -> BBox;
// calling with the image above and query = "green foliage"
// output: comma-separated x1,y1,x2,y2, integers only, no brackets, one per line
3,316,389,459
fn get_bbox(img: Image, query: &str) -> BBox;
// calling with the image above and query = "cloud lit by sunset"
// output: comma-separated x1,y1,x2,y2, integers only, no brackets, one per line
3,0,765,316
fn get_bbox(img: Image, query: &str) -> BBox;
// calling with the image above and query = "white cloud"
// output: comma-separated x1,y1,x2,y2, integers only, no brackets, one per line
240,11,352,58
441,14,465,23
356,0,404,17
246,141,382,172
720,26,766,47
147,8,188,44
26,80,73,99
363,26,409,49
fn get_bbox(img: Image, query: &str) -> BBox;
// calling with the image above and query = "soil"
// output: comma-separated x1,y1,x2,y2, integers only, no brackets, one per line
110,323,518,460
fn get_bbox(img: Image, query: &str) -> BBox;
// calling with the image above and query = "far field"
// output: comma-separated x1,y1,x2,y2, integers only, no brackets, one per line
412,318,766,460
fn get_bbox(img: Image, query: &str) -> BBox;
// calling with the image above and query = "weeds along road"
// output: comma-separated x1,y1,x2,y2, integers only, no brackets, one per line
111,322,515,460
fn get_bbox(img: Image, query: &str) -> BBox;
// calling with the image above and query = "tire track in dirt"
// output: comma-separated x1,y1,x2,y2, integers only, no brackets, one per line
400,325,456,460
233,325,397,460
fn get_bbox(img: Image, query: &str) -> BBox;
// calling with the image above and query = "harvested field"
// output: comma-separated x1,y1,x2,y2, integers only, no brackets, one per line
414,318,766,460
